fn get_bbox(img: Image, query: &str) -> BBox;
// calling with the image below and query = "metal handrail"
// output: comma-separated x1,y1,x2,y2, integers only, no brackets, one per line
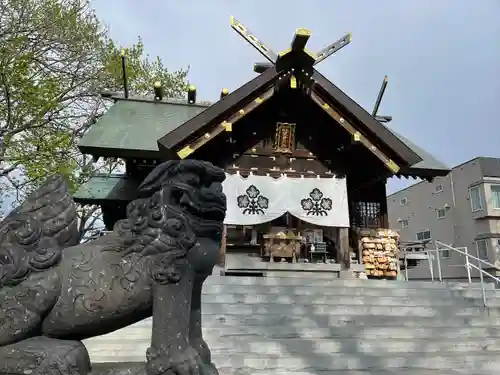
427,240,500,307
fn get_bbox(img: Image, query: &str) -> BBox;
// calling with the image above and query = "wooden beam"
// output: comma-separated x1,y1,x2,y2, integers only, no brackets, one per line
243,147,315,159
310,90,401,174
254,62,273,73
311,72,422,166
233,154,330,174
225,167,336,179
219,225,227,267
372,75,388,117
176,87,275,159
379,182,389,228
314,33,352,66
157,66,281,153
338,228,350,270
230,16,278,63
291,28,311,51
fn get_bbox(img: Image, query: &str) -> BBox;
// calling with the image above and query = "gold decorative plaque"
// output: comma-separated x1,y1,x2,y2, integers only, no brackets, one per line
274,122,296,153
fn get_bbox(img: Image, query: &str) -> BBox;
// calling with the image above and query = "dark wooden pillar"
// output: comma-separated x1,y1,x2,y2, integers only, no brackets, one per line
337,227,350,270
376,180,389,228
219,225,227,267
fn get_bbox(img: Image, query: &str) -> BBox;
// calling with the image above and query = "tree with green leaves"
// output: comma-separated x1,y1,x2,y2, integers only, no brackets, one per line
0,0,188,238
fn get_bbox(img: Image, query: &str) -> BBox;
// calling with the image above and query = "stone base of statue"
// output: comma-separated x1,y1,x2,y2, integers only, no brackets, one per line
0,337,91,375
89,363,148,375
89,362,219,375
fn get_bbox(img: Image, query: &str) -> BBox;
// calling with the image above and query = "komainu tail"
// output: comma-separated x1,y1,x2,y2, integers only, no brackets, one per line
0,175,80,287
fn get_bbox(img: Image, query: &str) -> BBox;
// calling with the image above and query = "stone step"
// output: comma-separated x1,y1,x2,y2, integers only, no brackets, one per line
217,369,491,375
205,276,495,290
201,293,474,307
84,325,500,343
215,353,499,372
86,337,500,355
219,372,490,375
200,302,493,317
213,337,500,354
87,352,500,371
201,313,500,328
88,362,493,375
82,314,500,335
210,371,492,375
201,283,488,298
200,285,500,308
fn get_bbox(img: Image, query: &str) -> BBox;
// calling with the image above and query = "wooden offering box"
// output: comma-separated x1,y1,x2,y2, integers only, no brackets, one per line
263,228,302,262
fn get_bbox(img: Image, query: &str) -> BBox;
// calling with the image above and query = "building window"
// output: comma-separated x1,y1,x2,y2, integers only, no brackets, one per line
401,219,409,228
491,185,500,209
476,239,488,260
440,248,451,259
400,198,408,206
469,186,482,212
416,230,432,241
437,208,446,219
435,184,443,193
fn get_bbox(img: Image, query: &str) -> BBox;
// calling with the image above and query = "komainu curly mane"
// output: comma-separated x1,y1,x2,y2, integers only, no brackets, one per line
0,176,79,287
112,192,198,284
111,160,226,283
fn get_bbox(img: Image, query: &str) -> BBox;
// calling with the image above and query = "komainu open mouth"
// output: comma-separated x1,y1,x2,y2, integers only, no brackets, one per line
176,183,226,223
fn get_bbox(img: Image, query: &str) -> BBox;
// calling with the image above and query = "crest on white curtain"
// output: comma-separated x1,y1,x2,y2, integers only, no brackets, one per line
222,173,288,225
300,188,333,216
236,185,269,215
287,177,350,227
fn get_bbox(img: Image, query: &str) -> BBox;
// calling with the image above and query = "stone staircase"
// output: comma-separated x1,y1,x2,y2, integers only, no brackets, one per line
85,275,500,374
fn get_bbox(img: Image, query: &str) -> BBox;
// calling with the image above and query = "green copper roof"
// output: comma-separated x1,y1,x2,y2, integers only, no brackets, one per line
78,95,448,177
390,130,449,175
73,174,139,204
78,98,209,157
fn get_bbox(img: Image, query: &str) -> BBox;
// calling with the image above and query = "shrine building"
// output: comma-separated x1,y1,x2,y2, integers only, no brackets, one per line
74,17,449,275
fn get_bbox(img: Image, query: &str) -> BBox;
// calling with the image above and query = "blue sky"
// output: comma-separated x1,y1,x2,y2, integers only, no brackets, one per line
89,1,499,193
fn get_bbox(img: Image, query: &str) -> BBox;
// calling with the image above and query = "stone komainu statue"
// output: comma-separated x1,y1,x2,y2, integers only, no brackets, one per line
0,160,227,375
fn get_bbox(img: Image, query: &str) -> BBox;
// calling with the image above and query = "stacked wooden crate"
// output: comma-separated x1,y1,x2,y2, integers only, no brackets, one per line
360,229,400,278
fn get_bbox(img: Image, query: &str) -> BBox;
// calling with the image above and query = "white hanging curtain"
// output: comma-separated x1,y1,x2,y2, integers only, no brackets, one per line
222,173,288,225
223,173,350,227
286,177,350,227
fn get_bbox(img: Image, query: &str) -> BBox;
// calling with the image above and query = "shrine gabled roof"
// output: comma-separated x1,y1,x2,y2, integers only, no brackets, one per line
78,97,210,159
156,68,423,169
388,130,449,178
156,66,281,153
76,85,449,178
155,69,430,175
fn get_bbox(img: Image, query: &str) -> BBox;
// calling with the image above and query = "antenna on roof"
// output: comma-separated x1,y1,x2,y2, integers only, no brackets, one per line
371,75,392,123
121,49,129,99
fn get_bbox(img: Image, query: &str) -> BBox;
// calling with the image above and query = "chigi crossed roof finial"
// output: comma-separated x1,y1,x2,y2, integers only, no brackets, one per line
230,16,392,123
229,16,352,72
